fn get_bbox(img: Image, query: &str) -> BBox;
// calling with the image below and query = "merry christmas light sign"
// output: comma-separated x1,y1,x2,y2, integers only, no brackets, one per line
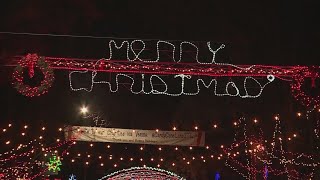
68,39,275,98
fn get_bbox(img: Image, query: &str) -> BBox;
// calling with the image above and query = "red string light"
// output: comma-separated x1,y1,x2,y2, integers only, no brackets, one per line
290,69,320,107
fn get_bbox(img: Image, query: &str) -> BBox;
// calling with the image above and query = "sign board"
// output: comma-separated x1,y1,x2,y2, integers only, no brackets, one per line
65,126,205,147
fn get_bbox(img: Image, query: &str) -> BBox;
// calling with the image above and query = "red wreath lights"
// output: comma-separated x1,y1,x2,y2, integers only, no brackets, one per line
12,54,55,97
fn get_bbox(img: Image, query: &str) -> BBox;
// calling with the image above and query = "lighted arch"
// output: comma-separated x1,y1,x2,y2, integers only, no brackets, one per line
99,166,186,180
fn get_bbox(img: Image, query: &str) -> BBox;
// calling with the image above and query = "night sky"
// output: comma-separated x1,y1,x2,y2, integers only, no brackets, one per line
0,1,319,179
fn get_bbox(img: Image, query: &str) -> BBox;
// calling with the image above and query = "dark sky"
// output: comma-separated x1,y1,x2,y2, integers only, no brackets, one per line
0,1,319,65
0,1,319,179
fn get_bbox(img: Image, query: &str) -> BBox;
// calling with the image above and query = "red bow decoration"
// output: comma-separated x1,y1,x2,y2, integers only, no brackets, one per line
25,53,38,78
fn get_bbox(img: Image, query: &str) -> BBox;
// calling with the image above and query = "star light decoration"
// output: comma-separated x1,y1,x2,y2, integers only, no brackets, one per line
47,156,62,173
69,174,76,180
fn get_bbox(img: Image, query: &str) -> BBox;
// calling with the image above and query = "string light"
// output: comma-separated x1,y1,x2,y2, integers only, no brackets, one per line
9,47,317,106
291,70,320,107
69,71,275,98
97,166,186,180
67,40,276,97
224,117,318,179
2,112,318,179
0,124,75,179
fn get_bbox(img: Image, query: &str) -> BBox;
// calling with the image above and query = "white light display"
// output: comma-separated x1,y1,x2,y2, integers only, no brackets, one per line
98,166,185,180
69,71,274,97
69,39,275,97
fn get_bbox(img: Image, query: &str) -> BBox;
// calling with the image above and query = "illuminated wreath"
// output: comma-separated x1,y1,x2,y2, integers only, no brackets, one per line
290,69,320,107
12,54,54,97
